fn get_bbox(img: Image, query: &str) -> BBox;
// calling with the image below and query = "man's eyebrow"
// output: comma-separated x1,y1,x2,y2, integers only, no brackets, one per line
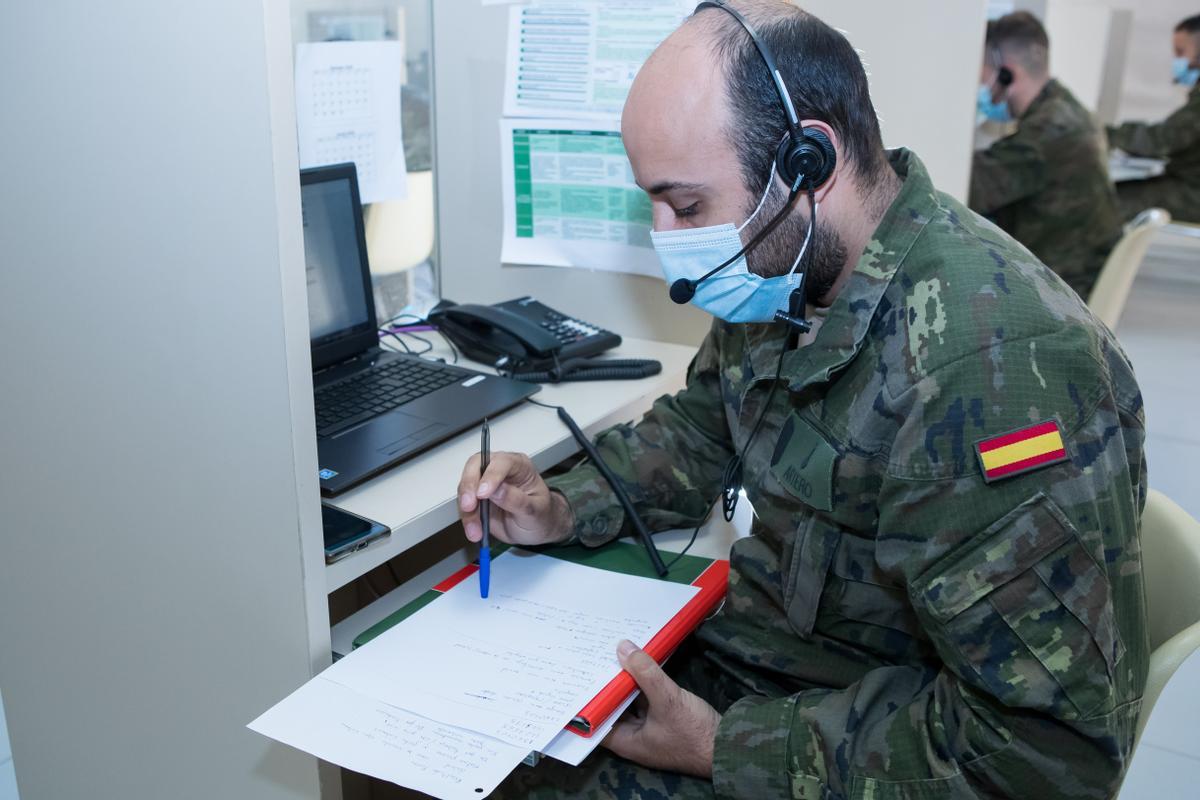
640,180,705,195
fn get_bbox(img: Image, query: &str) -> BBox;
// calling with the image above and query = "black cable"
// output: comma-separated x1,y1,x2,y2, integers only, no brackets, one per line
525,396,562,412
509,357,661,383
388,311,460,364
398,329,435,355
664,337,788,570
378,326,414,354
667,189,817,566
433,327,460,364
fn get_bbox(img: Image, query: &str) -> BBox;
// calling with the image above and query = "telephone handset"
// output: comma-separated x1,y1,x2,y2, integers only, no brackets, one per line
428,297,659,382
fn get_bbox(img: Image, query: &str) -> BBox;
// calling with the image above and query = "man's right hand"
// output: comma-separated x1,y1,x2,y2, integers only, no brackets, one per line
457,451,574,547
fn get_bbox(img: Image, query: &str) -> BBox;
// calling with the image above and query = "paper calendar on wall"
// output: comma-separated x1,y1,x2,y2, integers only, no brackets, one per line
295,41,408,203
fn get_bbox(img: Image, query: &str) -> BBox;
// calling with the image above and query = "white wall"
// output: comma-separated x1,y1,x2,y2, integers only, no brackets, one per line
1046,0,1195,123
0,2,328,798
1045,2,1121,114
434,0,988,347
825,0,987,201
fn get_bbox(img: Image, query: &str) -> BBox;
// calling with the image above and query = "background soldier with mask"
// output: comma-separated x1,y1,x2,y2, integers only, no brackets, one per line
970,12,1120,299
1109,14,1200,223
458,2,1148,797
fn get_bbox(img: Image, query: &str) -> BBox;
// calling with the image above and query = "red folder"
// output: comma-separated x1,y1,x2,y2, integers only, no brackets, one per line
568,559,729,737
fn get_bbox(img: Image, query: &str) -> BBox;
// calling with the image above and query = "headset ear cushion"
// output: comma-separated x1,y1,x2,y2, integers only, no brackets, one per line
777,128,837,190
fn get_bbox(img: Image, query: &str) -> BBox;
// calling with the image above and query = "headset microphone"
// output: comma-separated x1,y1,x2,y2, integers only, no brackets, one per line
670,277,698,304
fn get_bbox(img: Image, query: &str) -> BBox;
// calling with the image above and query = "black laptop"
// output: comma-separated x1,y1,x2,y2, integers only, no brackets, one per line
301,163,538,496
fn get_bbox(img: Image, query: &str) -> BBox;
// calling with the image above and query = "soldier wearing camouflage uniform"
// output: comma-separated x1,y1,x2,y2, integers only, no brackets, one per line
457,3,1147,798
970,13,1121,299
1108,15,1200,224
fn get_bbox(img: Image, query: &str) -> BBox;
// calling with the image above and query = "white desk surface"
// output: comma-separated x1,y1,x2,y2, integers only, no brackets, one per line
1110,153,1166,184
324,336,699,592
1119,648,1200,797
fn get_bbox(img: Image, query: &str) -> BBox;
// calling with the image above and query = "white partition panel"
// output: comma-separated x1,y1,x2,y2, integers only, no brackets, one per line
434,0,988,347
0,1,329,798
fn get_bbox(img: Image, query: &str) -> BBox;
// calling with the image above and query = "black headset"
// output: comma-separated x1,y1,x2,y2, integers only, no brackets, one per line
669,1,836,309
988,45,1014,88
696,0,836,192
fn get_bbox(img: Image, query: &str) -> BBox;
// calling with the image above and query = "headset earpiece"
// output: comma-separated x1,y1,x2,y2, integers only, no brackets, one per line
776,127,836,191
997,66,1014,87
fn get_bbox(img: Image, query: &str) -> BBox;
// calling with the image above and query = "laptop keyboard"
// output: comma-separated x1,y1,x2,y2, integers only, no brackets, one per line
314,358,468,437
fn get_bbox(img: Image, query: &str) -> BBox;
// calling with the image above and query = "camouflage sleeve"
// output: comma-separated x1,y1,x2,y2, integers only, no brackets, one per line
711,340,1148,800
545,321,734,547
969,134,1047,215
1108,94,1200,157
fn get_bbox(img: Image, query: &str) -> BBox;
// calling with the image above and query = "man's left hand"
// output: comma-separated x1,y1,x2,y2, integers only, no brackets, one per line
602,639,721,778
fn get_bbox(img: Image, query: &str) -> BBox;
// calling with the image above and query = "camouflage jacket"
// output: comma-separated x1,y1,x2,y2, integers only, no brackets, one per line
970,79,1121,298
1108,84,1200,183
548,149,1147,799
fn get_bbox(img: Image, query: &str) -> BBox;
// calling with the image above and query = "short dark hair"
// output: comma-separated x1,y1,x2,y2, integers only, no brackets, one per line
987,12,1050,77
699,4,888,195
1176,15,1200,34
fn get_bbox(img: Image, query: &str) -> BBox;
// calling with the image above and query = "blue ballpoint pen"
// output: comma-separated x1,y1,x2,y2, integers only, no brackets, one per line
479,419,491,598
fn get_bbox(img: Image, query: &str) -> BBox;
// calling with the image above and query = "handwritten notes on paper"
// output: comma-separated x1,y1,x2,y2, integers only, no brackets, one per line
323,551,699,750
249,551,699,798
249,678,527,800
295,41,408,203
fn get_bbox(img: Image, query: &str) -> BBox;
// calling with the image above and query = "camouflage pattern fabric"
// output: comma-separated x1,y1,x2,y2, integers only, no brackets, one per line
970,79,1121,299
516,149,1148,799
1109,84,1200,223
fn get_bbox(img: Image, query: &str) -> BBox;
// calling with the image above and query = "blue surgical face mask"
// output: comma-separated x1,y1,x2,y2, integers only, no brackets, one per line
977,83,1012,123
650,163,814,324
1173,56,1200,87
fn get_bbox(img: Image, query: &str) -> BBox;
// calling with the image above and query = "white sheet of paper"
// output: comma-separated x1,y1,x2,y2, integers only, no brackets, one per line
498,118,662,276
540,691,638,766
323,550,698,751
248,677,528,800
503,1,690,120
295,41,408,203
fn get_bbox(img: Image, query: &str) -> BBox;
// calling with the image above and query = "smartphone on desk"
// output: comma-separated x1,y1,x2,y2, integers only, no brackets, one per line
322,503,390,564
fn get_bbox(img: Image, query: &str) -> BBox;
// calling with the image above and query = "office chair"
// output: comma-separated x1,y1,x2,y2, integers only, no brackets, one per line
1088,208,1171,329
364,169,436,275
1133,489,1200,749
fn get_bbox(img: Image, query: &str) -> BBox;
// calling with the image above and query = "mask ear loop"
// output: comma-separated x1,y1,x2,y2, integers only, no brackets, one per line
736,158,779,234
783,199,817,285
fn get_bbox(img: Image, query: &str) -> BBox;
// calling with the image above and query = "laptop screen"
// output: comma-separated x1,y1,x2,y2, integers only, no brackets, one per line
300,163,378,369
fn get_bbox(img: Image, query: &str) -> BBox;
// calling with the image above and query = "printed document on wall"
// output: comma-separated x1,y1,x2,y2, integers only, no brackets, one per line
295,41,408,203
504,1,691,120
500,118,660,277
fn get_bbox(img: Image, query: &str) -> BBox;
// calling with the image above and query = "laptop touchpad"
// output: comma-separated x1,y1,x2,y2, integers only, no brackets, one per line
377,419,448,455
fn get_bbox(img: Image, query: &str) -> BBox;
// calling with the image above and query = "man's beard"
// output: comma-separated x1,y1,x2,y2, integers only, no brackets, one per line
742,190,848,304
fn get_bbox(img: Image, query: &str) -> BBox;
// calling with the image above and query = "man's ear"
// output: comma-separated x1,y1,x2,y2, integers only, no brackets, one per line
796,120,840,204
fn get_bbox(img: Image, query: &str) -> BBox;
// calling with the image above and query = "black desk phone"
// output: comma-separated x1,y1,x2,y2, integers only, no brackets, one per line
428,297,660,382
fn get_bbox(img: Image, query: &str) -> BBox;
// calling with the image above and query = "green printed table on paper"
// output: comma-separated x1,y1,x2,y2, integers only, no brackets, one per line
512,129,651,243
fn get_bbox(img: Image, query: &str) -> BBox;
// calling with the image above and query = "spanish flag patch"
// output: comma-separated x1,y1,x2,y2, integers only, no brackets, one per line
975,419,1069,483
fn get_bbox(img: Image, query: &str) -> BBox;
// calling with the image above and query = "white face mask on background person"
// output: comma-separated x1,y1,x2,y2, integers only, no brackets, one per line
650,162,814,324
